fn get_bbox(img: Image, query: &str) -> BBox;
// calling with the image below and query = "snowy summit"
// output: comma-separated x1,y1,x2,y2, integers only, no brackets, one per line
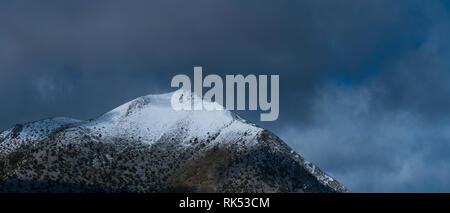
0,90,347,193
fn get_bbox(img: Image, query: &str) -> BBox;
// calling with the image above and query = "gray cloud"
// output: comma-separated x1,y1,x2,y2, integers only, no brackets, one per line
278,13,450,192
1,0,450,191
280,83,450,192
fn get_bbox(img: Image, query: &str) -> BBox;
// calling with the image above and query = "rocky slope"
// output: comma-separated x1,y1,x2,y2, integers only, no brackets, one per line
0,90,347,193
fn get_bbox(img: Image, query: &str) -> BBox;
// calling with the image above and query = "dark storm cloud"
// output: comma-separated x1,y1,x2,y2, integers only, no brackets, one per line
1,0,449,191
279,3,450,192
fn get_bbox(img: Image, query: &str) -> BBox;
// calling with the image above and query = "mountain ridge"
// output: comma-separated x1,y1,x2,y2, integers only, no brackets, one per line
0,90,347,193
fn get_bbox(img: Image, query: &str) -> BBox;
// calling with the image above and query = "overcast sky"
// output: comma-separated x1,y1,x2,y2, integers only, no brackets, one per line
2,0,450,192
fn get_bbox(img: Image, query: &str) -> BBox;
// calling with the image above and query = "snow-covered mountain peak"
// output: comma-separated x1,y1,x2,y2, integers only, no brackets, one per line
0,90,347,193
97,89,227,121
81,90,257,147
